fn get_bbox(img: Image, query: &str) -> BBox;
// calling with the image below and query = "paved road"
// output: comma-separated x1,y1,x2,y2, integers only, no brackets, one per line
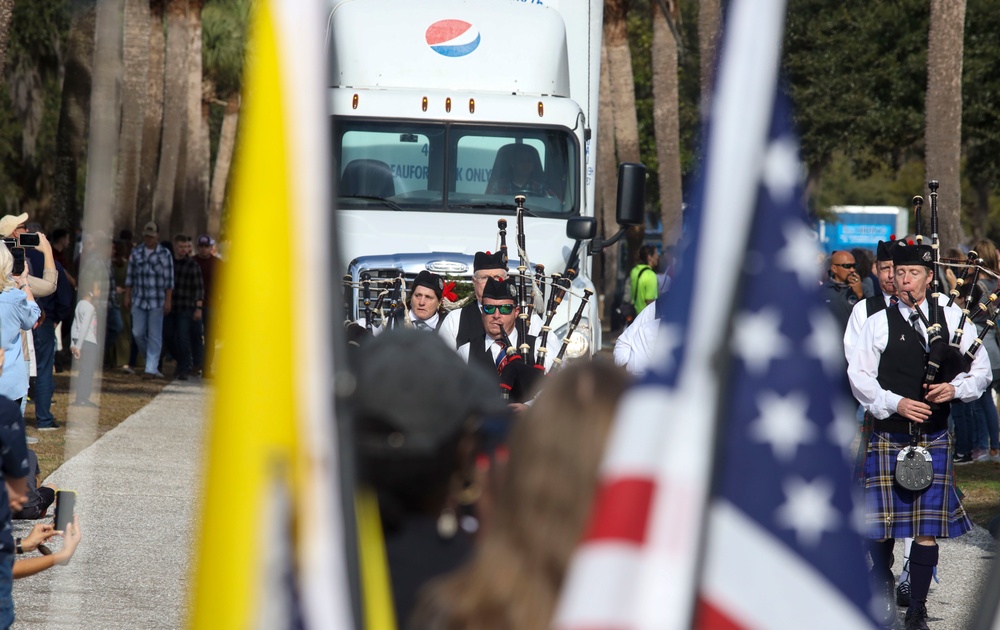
5,372,998,629
11,381,205,629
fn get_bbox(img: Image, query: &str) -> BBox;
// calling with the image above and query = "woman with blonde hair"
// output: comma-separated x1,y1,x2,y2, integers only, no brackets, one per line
410,359,631,630
0,245,40,406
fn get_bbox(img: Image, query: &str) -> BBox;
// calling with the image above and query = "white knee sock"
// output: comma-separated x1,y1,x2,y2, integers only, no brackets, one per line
898,537,913,585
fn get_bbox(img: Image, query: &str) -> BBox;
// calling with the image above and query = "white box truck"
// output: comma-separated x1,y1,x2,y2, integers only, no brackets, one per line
327,0,637,358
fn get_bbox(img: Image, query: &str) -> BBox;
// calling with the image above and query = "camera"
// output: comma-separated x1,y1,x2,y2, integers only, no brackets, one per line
17,232,40,248
2,238,25,276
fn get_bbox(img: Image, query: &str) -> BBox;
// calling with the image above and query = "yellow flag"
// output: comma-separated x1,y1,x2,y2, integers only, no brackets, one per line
188,2,352,628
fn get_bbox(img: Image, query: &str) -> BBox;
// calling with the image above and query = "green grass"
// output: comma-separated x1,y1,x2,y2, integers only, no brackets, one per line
955,460,1000,529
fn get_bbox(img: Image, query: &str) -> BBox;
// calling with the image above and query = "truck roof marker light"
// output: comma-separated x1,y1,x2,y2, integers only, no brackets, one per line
352,94,359,110
469,98,475,114
537,101,544,117
422,97,428,112
446,97,452,113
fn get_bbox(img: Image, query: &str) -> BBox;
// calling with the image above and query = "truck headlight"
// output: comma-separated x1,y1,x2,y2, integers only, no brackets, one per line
554,319,591,359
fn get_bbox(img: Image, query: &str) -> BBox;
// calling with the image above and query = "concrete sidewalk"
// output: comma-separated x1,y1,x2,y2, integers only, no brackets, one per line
11,380,206,629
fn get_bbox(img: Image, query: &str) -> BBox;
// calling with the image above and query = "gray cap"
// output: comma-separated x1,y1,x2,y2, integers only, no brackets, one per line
353,329,506,455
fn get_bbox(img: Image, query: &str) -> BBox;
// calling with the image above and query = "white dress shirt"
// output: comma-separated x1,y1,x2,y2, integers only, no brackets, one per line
847,299,991,420
614,302,660,376
844,293,893,362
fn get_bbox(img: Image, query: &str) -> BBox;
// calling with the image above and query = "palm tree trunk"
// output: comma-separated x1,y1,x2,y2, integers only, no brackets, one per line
116,0,151,237
0,0,15,86
925,0,966,249
181,0,208,236
208,93,239,238
597,42,618,328
698,0,721,115
603,0,644,267
152,0,189,231
137,0,166,234
51,4,96,231
652,1,682,247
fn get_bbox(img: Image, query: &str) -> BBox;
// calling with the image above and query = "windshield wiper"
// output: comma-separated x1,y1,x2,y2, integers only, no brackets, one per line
451,201,542,217
340,195,405,212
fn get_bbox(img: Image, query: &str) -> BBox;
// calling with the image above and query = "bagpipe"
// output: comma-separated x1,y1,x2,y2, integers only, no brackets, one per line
491,196,593,399
908,181,1000,389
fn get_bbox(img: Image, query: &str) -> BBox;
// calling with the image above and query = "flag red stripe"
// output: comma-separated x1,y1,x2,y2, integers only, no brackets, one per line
582,477,656,544
695,596,745,630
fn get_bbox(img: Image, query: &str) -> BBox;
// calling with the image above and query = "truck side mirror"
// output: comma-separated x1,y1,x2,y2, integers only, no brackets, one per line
615,162,646,226
566,216,596,241
587,162,647,256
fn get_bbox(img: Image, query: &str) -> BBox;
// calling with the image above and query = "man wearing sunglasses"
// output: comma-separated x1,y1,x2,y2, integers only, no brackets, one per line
822,249,865,333
439,250,541,351
456,278,548,403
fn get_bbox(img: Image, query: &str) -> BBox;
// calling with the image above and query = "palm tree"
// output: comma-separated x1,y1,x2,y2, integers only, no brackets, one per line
181,0,208,236
652,0,682,247
51,2,96,231
137,0,166,232
597,42,619,326
925,0,966,248
116,0,152,236
0,0,15,85
203,0,249,238
698,0,721,115
603,0,644,267
152,0,189,231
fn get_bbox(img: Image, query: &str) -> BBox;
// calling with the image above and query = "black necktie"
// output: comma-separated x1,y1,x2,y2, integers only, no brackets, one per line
909,311,926,349
890,295,899,306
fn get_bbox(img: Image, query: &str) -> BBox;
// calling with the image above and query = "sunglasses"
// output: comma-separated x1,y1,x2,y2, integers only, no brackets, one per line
482,303,515,315
834,263,856,269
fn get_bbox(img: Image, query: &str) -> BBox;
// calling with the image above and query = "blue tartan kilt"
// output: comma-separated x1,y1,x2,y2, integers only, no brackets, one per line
863,428,972,540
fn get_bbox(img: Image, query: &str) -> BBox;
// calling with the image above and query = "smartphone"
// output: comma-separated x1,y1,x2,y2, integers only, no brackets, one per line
11,247,24,276
17,232,39,248
54,490,76,532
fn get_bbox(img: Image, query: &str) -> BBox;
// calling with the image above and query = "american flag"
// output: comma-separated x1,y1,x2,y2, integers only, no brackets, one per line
554,1,877,628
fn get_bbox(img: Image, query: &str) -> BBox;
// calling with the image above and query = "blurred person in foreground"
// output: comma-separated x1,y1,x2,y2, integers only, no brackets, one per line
410,360,630,630
0,350,30,628
352,329,507,625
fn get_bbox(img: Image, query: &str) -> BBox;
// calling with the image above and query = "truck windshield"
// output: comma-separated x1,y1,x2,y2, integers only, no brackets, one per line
333,119,579,216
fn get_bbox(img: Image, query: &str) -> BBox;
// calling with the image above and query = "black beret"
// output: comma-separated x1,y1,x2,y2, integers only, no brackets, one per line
482,277,517,302
892,242,934,269
411,270,443,299
876,239,899,262
474,251,506,272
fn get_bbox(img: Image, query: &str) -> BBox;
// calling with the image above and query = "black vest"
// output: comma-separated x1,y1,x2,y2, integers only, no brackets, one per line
875,305,950,433
865,295,887,318
469,333,538,403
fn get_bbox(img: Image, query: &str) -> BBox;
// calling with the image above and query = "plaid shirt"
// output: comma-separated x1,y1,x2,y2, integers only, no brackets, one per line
125,244,174,309
173,256,205,311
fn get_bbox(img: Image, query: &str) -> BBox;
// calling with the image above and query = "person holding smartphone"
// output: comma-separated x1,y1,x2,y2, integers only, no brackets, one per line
12,517,82,579
0,246,40,411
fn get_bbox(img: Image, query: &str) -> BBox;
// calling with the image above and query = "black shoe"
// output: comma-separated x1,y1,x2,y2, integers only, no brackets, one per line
178,373,189,381
37,421,61,432
954,452,974,465
871,572,897,628
905,600,929,630
896,580,911,607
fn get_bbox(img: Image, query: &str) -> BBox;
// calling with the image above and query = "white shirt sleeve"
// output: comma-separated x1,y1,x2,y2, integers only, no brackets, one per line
613,304,659,376
438,307,462,349
844,298,872,362
847,311,901,419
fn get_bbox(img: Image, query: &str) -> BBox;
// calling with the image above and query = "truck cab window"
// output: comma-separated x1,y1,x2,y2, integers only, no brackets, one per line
334,119,577,216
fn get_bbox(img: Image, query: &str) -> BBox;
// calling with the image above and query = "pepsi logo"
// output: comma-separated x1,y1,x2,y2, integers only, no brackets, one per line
425,19,481,57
